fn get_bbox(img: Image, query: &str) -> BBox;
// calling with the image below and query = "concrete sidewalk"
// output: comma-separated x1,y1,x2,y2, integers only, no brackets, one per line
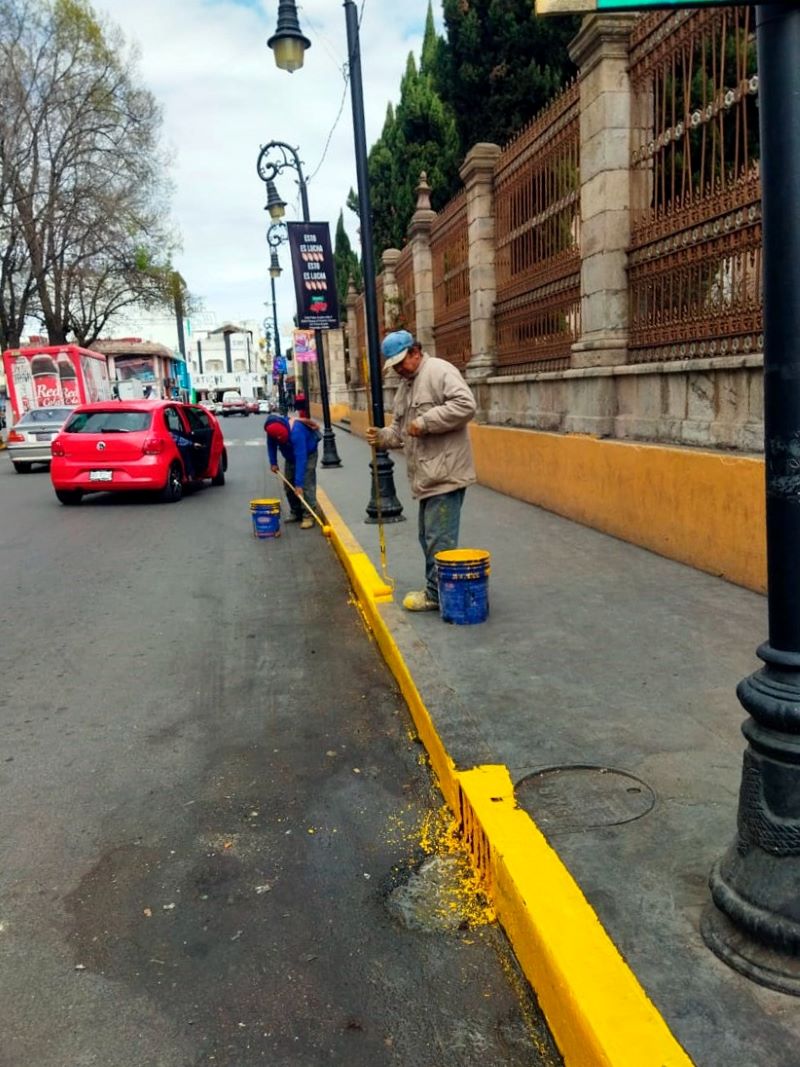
318,429,800,1067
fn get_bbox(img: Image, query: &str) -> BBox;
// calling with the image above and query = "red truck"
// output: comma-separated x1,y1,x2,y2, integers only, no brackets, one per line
3,344,112,426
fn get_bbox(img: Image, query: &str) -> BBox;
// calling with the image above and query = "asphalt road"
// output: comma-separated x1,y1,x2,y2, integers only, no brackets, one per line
0,417,560,1067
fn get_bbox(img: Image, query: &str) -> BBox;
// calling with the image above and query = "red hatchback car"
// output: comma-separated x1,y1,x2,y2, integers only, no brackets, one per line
50,400,227,505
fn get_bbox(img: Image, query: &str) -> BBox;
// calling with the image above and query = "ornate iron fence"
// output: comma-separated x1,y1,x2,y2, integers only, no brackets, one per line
493,80,581,375
628,7,761,363
394,244,416,339
431,190,470,369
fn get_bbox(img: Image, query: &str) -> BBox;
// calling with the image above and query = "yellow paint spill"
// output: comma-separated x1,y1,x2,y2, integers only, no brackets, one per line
416,805,496,928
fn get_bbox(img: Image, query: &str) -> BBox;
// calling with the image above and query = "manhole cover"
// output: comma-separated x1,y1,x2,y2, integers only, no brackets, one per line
515,765,655,834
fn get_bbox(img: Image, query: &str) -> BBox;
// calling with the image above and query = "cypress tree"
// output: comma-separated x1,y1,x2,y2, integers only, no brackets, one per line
437,0,580,149
333,210,361,318
352,3,461,260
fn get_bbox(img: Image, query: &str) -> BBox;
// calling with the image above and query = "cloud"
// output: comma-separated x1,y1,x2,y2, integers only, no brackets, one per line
94,0,435,347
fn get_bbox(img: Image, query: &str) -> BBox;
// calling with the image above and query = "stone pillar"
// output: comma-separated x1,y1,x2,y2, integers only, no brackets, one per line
345,279,361,387
381,249,402,332
569,15,638,369
407,173,436,354
323,328,349,408
459,142,502,384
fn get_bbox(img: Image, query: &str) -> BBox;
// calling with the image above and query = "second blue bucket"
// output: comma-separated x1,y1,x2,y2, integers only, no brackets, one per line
250,498,281,539
435,549,490,625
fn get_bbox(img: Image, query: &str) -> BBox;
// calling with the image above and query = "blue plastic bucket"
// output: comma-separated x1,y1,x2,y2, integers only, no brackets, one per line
250,498,281,539
435,549,490,625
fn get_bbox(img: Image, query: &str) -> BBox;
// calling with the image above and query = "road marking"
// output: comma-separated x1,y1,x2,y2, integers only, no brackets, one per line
224,440,263,447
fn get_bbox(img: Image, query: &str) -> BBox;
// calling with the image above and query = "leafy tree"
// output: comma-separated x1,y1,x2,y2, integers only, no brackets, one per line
437,0,580,149
0,0,176,346
333,211,361,319
347,5,461,261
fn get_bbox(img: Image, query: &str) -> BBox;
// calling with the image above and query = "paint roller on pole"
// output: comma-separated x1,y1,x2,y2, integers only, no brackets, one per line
273,467,332,536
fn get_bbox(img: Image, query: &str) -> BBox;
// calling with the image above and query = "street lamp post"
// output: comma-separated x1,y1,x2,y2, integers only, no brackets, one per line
266,229,288,414
701,3,800,995
256,140,342,468
262,317,280,410
267,1,404,522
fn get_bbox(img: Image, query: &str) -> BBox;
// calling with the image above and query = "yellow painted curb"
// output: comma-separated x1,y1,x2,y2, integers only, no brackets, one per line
458,766,693,1067
317,486,695,1066
317,492,393,603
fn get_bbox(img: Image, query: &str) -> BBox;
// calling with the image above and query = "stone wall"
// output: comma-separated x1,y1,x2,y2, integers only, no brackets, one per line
344,11,764,457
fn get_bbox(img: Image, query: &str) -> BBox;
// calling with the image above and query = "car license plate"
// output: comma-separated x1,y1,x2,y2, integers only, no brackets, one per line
35,433,53,441
89,470,113,482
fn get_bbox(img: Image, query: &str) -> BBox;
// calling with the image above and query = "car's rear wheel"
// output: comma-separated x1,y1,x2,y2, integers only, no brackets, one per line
12,461,32,474
55,489,83,506
159,462,183,503
211,449,227,486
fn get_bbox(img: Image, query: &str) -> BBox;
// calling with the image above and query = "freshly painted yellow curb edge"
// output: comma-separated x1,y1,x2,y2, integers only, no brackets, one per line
316,487,694,1067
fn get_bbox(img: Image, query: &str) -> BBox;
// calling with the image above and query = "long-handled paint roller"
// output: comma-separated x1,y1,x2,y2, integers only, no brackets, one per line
363,361,396,594
273,468,332,537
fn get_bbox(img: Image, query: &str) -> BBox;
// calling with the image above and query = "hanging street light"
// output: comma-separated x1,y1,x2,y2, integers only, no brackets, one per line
266,0,310,73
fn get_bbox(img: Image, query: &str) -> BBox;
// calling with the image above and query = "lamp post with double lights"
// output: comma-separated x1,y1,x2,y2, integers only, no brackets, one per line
262,317,280,409
267,0,403,523
256,140,341,468
266,222,291,415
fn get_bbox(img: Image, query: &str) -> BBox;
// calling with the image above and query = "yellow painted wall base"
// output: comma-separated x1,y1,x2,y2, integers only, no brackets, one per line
310,402,350,424
347,408,369,437
347,417,765,593
468,425,766,594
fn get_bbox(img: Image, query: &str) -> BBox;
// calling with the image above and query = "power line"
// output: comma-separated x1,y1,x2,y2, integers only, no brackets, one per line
307,67,349,185
308,0,367,186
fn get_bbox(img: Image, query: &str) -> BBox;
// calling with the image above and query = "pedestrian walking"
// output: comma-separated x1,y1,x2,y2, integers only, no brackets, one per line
366,330,477,612
265,413,320,529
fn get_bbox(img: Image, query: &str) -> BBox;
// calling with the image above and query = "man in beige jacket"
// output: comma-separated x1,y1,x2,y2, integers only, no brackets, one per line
366,330,477,612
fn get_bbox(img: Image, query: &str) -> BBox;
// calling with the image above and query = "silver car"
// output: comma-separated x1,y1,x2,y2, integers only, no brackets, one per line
7,407,74,473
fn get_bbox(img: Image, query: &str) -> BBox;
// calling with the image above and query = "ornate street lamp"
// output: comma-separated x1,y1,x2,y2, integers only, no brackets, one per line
265,179,287,221
268,1,403,522
266,0,310,73
267,223,289,415
256,140,342,468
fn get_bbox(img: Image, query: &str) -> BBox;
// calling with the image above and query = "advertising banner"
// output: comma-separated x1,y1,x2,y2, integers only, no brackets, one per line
286,222,340,330
292,329,318,364
2,344,111,422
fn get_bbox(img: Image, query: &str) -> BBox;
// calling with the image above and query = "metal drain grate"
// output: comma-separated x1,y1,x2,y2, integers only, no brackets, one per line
515,765,655,835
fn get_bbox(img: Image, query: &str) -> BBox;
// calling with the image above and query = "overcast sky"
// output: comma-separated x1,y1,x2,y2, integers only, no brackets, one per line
94,0,435,350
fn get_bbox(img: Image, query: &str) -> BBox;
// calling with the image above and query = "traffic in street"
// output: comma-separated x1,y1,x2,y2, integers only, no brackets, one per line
0,416,560,1066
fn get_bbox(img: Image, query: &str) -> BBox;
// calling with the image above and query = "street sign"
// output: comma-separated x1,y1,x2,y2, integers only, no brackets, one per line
536,0,748,12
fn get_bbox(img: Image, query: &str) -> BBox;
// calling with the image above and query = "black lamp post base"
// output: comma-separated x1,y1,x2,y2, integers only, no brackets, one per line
702,892,800,996
321,428,342,468
702,651,800,996
365,450,405,524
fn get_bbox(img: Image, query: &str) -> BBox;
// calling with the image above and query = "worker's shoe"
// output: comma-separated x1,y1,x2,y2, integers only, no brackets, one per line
300,516,314,530
402,590,439,612
285,513,302,523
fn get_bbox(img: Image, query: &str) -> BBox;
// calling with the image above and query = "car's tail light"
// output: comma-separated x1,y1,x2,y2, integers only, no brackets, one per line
8,430,25,443
51,438,65,456
142,435,165,455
